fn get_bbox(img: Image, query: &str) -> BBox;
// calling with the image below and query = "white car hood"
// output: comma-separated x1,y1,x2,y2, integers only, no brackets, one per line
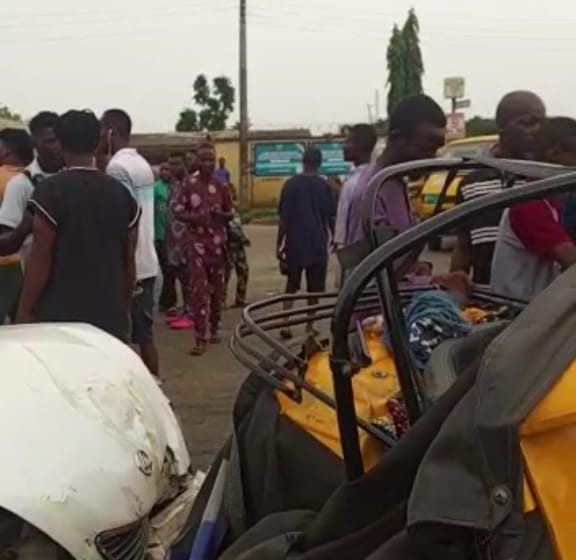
0,323,190,559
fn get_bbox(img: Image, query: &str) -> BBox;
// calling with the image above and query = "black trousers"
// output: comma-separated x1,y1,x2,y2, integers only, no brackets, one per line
156,240,177,309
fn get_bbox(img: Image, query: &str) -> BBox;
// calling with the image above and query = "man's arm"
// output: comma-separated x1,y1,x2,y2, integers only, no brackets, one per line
211,182,234,223
510,200,576,270
449,183,472,275
277,181,290,257
125,226,139,304
552,242,576,269
325,183,337,238
0,211,32,255
450,232,473,274
15,215,55,323
0,175,32,255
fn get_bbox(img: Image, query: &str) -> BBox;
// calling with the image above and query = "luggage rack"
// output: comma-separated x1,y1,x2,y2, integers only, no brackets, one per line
229,285,526,450
231,156,576,481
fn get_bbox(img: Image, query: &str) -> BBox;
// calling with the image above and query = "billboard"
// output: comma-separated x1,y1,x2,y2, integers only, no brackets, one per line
253,142,305,177
446,112,466,140
313,141,353,176
443,77,465,100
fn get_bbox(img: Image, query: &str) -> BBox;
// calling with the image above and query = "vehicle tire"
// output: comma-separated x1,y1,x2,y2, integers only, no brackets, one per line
428,236,443,251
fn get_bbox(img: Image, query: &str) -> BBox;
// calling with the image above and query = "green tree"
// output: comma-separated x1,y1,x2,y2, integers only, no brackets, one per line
466,116,498,137
176,75,235,132
0,105,23,122
386,9,424,117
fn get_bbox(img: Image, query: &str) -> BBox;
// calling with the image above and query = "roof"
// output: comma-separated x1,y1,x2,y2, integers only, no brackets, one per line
0,118,26,131
132,128,313,148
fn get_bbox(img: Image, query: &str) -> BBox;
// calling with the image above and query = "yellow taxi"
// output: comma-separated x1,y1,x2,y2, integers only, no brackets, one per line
415,135,498,219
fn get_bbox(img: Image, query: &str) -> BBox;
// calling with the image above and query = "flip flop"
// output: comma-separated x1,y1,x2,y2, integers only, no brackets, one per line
190,343,207,356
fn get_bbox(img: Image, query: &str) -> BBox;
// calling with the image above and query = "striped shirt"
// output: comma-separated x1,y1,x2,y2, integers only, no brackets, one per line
457,170,522,285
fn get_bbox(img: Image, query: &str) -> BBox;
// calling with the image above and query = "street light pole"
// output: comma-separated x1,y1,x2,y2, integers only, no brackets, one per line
239,0,249,209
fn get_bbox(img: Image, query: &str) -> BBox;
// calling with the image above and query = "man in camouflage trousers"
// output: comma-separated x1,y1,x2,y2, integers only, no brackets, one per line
223,211,250,307
222,181,250,308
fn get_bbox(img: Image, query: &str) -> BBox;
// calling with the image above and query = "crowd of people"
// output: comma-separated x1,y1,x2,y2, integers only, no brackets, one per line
0,109,250,376
278,90,576,321
1,90,576,378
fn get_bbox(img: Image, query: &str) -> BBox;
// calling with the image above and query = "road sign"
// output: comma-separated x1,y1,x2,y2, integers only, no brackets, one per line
444,77,465,100
313,141,353,176
253,142,306,177
455,98,471,110
446,112,466,140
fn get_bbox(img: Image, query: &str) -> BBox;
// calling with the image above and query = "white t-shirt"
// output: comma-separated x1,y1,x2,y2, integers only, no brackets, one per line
0,160,53,264
106,148,159,280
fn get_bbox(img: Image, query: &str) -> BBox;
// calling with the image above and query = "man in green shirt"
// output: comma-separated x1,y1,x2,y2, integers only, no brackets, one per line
154,162,173,310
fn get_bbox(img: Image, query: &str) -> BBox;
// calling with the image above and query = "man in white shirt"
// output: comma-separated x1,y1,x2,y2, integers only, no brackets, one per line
100,109,160,376
0,111,63,262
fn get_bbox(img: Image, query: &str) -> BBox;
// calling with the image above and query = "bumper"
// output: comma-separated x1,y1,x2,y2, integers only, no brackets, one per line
146,472,206,560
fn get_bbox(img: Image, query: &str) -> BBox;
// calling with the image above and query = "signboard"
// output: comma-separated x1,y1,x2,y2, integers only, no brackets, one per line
253,142,305,177
313,141,353,176
444,77,465,100
455,98,471,110
446,112,466,140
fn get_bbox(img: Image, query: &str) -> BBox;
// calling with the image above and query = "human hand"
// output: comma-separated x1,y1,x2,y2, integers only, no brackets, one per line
409,261,433,276
432,271,473,296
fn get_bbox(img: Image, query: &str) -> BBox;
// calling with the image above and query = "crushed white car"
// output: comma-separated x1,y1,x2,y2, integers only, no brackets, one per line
0,323,198,559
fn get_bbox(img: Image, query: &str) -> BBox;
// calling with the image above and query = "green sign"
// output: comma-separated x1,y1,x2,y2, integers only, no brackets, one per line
313,141,353,176
253,142,305,177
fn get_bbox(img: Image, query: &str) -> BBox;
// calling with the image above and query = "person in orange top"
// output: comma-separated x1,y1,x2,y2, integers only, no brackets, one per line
0,128,34,323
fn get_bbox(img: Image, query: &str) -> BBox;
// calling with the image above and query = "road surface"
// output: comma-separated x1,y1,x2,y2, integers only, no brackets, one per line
161,224,450,471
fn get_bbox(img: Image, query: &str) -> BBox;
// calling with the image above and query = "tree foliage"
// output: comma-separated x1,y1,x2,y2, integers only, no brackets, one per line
466,116,498,137
176,75,235,132
386,9,424,117
0,105,23,123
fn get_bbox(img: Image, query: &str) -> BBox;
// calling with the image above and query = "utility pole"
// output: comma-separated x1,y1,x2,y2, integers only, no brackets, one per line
367,103,374,124
239,0,250,209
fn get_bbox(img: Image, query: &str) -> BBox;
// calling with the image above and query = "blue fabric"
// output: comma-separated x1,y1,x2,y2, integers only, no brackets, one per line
278,174,336,267
187,460,229,560
385,290,471,368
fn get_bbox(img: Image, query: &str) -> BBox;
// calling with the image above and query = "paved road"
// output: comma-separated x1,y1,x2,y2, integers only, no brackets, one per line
161,225,450,471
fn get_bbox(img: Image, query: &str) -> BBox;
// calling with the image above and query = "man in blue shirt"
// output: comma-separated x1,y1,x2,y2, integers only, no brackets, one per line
214,157,231,183
277,147,336,338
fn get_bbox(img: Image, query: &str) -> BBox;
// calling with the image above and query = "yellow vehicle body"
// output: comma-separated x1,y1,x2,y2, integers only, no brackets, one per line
521,357,576,559
277,325,576,559
415,135,498,219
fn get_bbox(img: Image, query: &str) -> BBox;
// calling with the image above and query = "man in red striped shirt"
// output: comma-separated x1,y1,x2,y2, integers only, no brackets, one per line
491,117,576,300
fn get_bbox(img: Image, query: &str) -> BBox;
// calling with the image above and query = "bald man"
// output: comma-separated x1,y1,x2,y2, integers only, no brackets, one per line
450,91,546,286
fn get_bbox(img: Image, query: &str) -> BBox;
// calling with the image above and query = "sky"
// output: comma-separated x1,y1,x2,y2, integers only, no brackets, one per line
2,0,576,133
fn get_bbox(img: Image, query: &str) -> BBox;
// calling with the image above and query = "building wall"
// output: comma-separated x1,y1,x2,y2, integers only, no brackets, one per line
213,139,287,208
132,130,347,209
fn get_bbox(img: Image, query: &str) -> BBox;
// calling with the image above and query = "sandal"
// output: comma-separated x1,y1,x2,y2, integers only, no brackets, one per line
190,342,207,356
